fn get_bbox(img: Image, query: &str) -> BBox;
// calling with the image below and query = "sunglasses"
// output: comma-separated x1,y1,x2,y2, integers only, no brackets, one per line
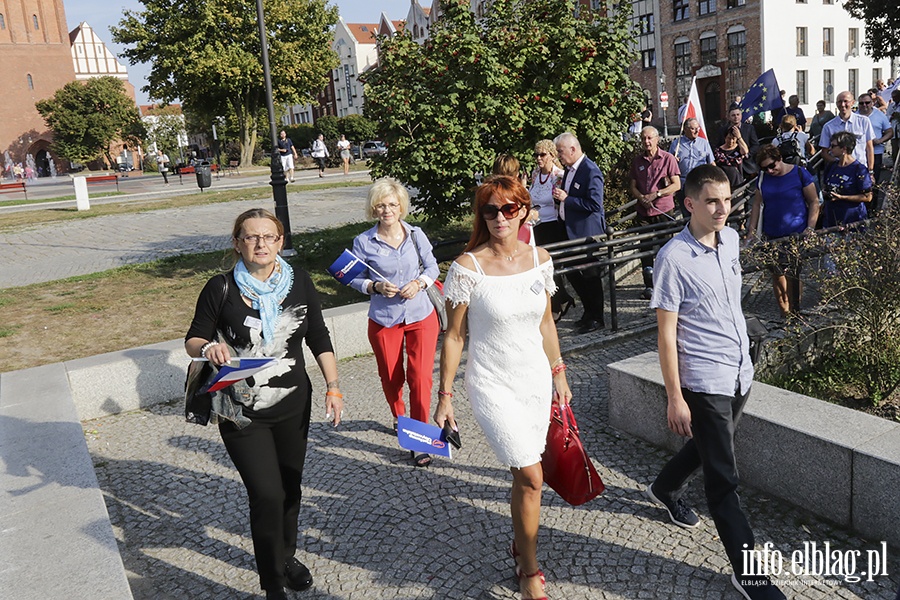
760,162,778,172
533,152,548,158
480,203,521,220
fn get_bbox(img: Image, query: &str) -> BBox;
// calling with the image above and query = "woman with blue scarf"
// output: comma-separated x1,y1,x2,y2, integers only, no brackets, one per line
186,208,343,600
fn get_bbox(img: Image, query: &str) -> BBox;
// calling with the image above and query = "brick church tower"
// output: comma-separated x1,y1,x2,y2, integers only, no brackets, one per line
0,0,76,174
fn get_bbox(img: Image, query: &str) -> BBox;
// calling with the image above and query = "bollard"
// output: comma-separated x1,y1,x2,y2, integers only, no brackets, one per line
74,176,90,211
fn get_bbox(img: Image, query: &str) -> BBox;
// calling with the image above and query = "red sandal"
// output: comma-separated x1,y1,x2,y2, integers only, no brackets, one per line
509,542,546,585
518,568,548,600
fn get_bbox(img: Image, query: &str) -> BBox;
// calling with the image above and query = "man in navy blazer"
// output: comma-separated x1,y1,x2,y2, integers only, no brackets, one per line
552,132,607,334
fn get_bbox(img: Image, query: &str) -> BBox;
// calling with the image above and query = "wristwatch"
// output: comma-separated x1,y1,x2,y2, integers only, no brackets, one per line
655,190,662,199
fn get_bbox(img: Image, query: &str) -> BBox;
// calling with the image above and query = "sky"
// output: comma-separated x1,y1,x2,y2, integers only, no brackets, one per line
64,0,415,105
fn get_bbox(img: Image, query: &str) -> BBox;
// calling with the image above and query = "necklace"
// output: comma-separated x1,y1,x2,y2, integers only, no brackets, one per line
488,243,519,262
538,170,552,185
379,226,403,241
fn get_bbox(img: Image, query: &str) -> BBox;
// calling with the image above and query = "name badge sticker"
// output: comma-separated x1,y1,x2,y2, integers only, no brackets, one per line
244,316,263,330
530,280,545,295
573,182,581,190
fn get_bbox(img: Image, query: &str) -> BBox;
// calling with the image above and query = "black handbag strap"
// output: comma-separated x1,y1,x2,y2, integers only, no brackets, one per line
211,273,230,338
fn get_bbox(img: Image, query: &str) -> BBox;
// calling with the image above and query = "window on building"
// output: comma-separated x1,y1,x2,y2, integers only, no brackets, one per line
822,0,833,3
700,34,717,65
637,13,655,34
0,13,6,29
727,29,747,103
796,0,807,3
642,49,656,70
699,0,716,15
726,0,745,7
848,69,858,97
873,68,882,87
27,74,34,90
823,69,834,102
674,0,689,21
823,27,833,55
796,71,807,104
32,14,39,29
796,27,807,56
848,28,858,54
675,41,692,101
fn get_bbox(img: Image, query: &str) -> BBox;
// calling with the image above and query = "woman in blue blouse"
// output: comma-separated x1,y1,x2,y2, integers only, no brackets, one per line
349,177,441,467
822,131,872,228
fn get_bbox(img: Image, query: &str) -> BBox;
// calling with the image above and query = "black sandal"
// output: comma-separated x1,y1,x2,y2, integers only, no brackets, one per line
411,451,432,467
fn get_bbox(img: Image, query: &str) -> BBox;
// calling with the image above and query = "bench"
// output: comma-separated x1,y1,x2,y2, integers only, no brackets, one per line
0,181,27,199
226,160,240,176
177,164,221,185
85,174,119,191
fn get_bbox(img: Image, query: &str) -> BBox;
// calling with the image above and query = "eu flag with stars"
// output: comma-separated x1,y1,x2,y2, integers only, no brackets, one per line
739,69,783,122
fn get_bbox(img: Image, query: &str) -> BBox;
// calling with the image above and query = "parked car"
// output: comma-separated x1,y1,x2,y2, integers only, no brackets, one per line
362,141,387,158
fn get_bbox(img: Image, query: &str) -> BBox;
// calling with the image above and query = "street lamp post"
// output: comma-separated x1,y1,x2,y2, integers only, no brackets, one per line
255,0,296,256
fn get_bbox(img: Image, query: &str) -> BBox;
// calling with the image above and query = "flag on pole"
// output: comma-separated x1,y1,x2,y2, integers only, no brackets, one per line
683,77,708,139
201,357,279,393
739,69,783,122
327,249,389,284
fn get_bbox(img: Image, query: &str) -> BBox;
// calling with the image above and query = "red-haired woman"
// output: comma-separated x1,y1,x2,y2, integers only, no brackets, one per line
434,176,572,600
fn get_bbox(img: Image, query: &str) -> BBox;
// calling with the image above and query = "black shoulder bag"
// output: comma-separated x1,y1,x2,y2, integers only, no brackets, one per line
184,274,230,425
409,230,448,331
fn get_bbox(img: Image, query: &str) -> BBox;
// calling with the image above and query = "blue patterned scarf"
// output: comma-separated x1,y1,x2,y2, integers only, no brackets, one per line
233,256,294,345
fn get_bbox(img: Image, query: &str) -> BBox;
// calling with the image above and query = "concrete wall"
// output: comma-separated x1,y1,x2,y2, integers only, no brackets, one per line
607,352,900,548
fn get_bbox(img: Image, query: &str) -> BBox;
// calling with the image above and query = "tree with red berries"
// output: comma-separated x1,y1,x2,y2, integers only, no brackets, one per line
363,0,643,220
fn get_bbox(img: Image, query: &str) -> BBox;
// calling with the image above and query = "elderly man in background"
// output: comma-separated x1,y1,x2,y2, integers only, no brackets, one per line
552,132,608,334
857,92,894,215
630,126,681,299
670,118,714,218
819,90,875,173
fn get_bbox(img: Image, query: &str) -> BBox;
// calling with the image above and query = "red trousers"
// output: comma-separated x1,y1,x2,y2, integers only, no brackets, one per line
367,312,440,423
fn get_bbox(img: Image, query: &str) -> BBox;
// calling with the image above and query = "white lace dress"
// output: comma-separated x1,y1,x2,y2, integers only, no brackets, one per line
444,247,557,468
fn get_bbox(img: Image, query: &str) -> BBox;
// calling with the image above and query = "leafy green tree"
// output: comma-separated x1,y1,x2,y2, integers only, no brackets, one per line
315,115,341,140
341,114,378,143
112,0,339,167
35,76,145,167
843,0,900,61
362,0,643,220
144,105,186,157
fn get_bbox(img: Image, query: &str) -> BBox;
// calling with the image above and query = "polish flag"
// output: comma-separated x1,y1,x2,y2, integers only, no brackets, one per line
201,357,279,393
682,77,708,139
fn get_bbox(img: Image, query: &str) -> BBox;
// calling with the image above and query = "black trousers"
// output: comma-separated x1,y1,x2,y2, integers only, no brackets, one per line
533,220,574,312
868,153,884,216
652,387,754,576
219,400,312,591
634,212,674,288
566,265,604,323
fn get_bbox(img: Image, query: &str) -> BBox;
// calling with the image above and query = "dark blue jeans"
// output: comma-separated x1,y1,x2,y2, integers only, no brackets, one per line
653,386,754,576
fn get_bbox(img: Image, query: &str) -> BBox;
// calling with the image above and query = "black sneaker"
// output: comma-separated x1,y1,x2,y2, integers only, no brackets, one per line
731,573,787,599
265,588,288,600
285,556,313,591
645,483,699,528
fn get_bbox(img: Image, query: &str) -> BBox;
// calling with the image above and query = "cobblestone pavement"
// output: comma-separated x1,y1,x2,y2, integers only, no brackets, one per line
83,325,900,599
0,172,371,288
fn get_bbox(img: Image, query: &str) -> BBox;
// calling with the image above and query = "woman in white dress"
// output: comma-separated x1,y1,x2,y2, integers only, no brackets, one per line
434,175,572,600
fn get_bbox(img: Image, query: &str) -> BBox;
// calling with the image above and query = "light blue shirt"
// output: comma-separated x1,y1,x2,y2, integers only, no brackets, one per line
650,225,753,396
668,136,715,183
863,109,891,154
349,222,439,327
819,113,875,165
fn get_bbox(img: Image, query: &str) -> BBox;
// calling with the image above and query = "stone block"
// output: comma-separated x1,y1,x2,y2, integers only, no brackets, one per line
852,427,900,548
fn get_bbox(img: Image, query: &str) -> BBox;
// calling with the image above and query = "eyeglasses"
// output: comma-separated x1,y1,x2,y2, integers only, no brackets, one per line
760,162,778,172
859,101,872,105
533,152,548,158
374,202,401,212
480,203,521,220
238,234,281,245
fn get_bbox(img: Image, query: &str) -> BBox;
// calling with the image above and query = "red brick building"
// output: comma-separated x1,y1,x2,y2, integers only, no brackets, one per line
0,0,77,175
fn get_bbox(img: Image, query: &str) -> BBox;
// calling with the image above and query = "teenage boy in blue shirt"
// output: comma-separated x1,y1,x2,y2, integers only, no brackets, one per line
646,164,786,600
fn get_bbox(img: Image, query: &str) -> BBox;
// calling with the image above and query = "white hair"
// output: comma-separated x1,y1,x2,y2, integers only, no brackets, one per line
553,132,581,152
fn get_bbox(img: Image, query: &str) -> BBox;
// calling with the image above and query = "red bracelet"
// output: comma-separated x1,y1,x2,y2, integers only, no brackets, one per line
326,391,343,398
551,363,567,376
438,390,453,398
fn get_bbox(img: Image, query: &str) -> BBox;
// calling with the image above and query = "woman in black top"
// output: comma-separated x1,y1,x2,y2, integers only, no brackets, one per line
185,208,343,600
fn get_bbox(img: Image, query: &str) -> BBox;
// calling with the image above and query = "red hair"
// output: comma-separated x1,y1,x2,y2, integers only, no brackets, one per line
464,175,532,252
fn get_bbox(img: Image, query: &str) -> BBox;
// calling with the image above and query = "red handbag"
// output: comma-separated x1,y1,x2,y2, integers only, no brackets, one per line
541,403,605,506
